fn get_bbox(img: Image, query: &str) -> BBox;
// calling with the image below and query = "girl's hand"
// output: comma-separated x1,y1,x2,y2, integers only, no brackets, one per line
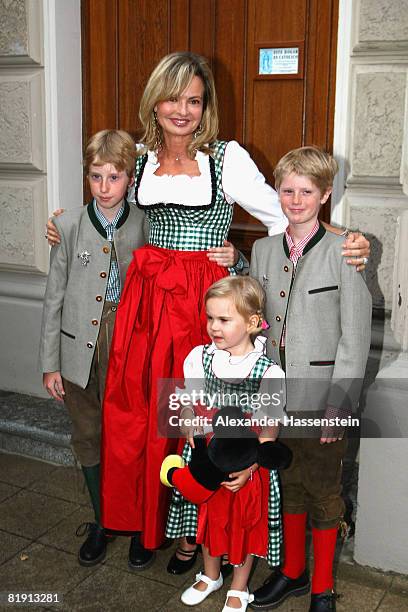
342,232,370,271
221,463,257,493
179,407,202,448
46,209,64,246
207,240,238,267
259,424,280,442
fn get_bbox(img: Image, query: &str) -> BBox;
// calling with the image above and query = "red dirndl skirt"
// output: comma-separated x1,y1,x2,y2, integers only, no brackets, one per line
100,244,228,548
196,467,270,566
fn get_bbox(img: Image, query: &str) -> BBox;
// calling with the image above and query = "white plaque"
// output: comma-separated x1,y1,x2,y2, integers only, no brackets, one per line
259,47,299,75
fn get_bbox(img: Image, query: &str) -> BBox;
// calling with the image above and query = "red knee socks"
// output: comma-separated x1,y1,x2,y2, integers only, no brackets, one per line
281,514,338,591
282,512,307,579
311,527,338,593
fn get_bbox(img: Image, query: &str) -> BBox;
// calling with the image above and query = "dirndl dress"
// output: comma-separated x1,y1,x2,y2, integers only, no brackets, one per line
166,342,283,566
101,141,236,549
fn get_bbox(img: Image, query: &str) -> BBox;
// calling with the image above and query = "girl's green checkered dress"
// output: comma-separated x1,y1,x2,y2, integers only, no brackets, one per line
165,339,283,567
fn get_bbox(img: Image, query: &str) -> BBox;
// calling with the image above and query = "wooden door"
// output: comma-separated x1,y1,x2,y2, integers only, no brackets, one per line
82,0,338,253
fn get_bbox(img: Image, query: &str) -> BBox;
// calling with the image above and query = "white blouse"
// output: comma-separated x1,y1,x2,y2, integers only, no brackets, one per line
183,336,286,420
130,141,288,236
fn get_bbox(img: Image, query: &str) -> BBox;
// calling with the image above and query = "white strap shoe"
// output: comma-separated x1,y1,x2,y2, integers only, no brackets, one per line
181,571,223,606
222,589,255,612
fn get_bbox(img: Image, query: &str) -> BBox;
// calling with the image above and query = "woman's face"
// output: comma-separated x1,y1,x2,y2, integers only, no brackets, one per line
155,75,204,141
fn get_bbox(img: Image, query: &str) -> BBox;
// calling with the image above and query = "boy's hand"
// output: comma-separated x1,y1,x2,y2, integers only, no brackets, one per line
342,232,370,271
221,463,257,492
43,371,65,401
45,209,64,246
321,405,347,443
207,240,238,267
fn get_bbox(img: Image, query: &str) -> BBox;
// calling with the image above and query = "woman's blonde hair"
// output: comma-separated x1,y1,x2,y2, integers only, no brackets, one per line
139,52,219,158
274,146,338,195
205,276,266,336
84,129,137,176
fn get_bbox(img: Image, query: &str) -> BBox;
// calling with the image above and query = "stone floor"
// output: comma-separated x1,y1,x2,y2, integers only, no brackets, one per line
0,452,407,611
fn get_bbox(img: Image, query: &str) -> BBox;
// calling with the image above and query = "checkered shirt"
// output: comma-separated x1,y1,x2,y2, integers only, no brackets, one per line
93,200,124,302
284,220,319,267
165,344,282,567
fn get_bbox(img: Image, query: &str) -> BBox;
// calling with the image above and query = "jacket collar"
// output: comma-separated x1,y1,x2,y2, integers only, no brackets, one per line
87,200,130,239
283,221,326,258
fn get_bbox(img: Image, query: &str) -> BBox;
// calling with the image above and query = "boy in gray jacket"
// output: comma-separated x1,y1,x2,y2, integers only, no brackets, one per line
40,129,244,569
249,147,371,612
39,129,147,566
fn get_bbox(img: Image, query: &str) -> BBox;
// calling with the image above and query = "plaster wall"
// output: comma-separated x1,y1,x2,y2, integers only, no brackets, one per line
0,0,82,395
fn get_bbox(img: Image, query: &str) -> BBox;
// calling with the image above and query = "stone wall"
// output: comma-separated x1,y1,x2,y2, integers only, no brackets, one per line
0,0,48,275
333,0,408,311
0,1,81,395
339,0,408,575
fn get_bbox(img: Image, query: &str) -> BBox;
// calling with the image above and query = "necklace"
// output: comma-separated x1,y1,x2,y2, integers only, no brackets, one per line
161,148,186,163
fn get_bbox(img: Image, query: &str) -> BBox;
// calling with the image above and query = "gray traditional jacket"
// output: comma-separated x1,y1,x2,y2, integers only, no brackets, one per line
39,202,148,388
250,225,372,413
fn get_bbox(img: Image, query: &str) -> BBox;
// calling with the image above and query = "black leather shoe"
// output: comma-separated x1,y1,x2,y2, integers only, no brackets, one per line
76,522,108,567
309,591,337,611
128,534,155,571
250,569,310,610
166,545,200,575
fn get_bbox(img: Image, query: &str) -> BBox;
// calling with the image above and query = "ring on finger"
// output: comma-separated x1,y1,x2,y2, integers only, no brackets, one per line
362,256,369,265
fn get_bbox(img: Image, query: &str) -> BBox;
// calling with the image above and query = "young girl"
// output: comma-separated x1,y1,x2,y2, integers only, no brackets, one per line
178,276,285,612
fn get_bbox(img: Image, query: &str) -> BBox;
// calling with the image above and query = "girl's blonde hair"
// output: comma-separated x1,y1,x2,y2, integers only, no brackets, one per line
205,276,266,335
139,52,219,158
274,146,338,195
84,129,137,176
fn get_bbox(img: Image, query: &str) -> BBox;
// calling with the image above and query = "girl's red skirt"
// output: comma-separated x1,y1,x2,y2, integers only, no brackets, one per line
101,244,227,549
196,466,270,565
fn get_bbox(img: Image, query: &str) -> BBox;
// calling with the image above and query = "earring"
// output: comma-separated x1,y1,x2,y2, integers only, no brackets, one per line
193,123,203,139
153,110,162,151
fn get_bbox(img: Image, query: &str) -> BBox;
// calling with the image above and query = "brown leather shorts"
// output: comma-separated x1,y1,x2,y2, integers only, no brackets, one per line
280,437,347,529
63,301,117,466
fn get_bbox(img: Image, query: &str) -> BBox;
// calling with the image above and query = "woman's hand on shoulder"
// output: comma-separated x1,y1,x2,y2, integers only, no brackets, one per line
323,223,370,271
342,232,370,271
46,209,64,246
207,240,238,267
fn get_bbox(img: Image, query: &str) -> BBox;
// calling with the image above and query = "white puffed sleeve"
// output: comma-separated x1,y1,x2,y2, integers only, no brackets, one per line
183,345,205,380
127,144,147,205
178,345,206,408
222,141,288,236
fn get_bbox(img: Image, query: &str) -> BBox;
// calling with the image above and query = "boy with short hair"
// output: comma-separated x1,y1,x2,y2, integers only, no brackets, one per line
249,146,372,611
39,129,148,566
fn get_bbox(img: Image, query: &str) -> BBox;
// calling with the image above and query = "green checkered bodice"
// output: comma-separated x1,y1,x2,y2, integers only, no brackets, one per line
134,141,233,250
202,344,273,415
